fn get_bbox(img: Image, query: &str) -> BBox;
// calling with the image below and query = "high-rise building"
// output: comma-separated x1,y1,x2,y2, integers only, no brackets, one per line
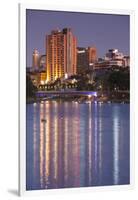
32,49,40,68
77,46,97,74
46,28,77,82
88,46,97,64
77,47,89,74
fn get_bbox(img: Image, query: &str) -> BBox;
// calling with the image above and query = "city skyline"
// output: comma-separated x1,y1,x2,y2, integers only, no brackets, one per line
26,8,130,191
26,9,130,67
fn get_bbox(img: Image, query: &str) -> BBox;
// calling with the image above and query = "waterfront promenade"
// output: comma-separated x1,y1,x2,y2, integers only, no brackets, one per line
36,90,97,97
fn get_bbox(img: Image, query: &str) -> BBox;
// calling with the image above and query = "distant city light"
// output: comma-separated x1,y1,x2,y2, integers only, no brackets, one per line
88,94,92,98
72,78,77,84
40,80,45,85
78,50,85,53
65,73,68,79
94,92,97,97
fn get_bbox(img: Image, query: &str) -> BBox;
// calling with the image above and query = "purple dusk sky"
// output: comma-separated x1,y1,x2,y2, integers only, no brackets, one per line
26,9,130,67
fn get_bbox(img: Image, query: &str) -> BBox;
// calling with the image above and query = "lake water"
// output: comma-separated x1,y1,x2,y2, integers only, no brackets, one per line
26,101,130,190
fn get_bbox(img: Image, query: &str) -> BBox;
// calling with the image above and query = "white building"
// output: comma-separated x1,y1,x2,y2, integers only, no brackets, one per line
104,49,129,67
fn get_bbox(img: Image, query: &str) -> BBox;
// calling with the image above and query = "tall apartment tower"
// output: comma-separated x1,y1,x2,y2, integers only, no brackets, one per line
46,28,77,82
32,49,40,68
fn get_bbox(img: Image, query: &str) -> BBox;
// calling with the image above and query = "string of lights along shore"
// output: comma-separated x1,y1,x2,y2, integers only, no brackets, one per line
29,27,129,85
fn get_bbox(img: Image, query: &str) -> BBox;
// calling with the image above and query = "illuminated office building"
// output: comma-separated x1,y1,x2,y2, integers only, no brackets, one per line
77,46,97,74
77,47,88,74
88,47,97,64
46,28,77,82
39,55,47,84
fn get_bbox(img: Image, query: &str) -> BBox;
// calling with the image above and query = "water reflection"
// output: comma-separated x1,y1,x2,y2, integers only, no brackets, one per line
113,107,120,185
98,105,103,185
88,103,92,185
26,102,130,190
33,104,37,180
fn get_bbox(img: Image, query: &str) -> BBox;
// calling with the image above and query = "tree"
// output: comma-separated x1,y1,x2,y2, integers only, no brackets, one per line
107,70,129,91
26,75,37,98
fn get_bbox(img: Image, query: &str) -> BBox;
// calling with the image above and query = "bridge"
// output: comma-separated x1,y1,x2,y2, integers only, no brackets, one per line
36,90,97,98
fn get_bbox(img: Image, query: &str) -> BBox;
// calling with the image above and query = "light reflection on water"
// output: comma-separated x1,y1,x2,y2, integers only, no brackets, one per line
26,101,130,190
113,107,120,185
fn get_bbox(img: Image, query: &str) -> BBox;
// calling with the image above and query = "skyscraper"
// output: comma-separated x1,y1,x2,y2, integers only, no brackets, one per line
46,28,77,82
32,49,40,68
77,46,97,74
77,47,89,74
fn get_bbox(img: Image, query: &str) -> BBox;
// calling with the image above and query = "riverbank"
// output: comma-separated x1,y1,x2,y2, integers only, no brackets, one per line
26,96,129,104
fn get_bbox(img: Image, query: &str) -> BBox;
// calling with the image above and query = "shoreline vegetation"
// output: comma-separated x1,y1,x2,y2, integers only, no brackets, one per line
26,67,130,104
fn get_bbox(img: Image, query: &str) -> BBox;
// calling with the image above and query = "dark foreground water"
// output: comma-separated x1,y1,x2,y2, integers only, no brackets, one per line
26,101,130,190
